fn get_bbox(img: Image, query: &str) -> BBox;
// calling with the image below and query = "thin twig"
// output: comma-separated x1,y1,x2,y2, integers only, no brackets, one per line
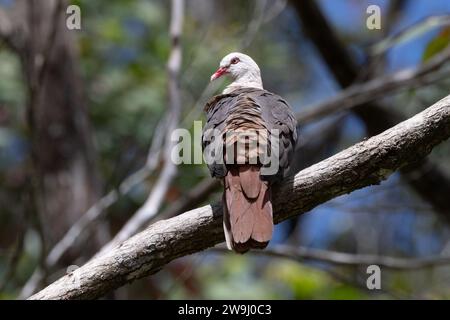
371,14,450,56
211,245,450,270
296,46,450,125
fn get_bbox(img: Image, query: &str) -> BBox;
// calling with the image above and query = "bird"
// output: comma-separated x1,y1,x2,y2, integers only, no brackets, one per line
202,52,297,253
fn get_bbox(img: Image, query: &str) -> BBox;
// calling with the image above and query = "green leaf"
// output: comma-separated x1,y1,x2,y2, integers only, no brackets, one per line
422,27,450,62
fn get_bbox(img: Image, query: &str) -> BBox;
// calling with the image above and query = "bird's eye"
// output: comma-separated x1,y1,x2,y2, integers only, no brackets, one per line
231,57,240,65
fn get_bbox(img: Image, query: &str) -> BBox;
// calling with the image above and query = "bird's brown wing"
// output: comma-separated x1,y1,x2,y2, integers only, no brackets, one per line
202,91,236,178
253,90,298,183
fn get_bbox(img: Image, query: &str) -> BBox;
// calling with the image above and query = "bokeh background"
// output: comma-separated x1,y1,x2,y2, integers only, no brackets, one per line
1,0,450,299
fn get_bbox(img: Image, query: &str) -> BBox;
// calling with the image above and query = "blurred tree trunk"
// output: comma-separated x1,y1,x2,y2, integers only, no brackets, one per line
10,0,101,246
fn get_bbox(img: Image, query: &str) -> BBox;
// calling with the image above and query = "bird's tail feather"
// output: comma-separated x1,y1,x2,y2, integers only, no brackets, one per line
223,165,273,254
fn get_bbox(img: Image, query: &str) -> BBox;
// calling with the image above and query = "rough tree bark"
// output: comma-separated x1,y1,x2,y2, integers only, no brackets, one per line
29,94,450,300
290,0,450,217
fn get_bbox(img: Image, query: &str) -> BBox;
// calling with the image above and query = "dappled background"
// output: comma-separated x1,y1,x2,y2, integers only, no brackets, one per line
1,0,450,299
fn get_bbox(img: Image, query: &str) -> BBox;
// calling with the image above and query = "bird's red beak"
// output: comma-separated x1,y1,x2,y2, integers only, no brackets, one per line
210,67,228,82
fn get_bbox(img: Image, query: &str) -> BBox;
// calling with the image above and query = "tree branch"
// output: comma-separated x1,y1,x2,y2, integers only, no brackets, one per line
29,94,450,300
371,14,450,56
296,46,450,125
214,245,450,270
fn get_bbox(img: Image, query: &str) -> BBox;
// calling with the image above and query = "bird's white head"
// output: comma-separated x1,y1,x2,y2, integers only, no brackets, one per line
210,52,263,93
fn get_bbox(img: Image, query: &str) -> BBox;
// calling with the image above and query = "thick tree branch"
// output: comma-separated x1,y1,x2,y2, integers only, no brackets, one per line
290,0,450,217
29,95,450,300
